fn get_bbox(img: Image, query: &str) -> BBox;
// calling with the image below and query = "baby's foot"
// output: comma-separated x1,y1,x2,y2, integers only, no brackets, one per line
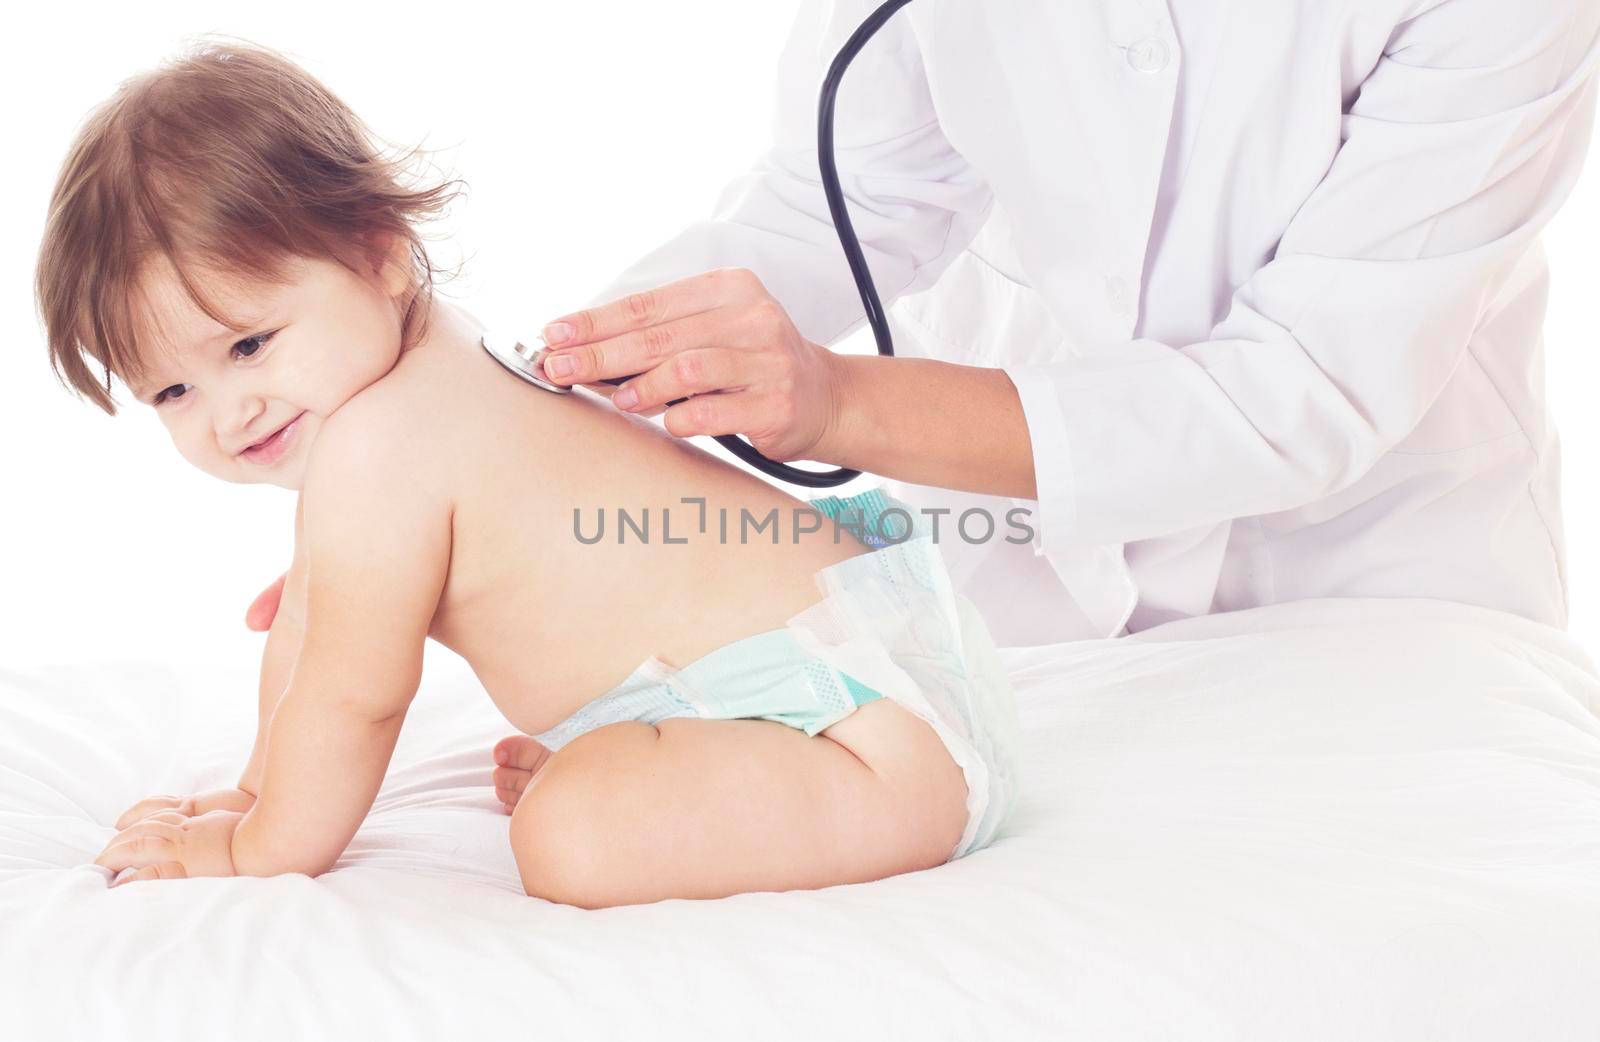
492,735,554,815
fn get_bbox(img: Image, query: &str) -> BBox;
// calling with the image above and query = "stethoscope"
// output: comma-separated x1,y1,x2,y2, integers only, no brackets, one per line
483,0,915,489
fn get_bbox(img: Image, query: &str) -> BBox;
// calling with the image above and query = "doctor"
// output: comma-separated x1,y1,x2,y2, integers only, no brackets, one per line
270,1,1600,646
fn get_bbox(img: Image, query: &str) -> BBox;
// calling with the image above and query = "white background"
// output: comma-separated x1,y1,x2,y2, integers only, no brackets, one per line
4,1,1600,669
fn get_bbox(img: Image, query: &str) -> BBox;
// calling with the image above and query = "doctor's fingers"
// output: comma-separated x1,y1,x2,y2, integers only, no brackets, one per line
244,570,288,633
660,387,812,460
542,307,771,389
613,346,784,416
543,266,759,347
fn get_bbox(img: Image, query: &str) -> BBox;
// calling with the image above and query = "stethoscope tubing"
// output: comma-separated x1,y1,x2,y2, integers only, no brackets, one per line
596,0,917,489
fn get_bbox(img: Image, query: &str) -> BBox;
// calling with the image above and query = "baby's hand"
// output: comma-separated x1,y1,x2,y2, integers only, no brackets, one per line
114,788,257,830
96,809,243,887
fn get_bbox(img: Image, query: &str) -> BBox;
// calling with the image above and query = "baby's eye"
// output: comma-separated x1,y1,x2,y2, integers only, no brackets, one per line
231,331,276,360
152,384,191,406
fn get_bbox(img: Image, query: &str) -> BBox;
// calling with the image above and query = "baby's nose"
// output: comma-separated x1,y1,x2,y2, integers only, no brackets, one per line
219,393,268,446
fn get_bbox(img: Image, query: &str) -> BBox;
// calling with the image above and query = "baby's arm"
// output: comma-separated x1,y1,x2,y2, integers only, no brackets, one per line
228,403,452,877
236,500,308,797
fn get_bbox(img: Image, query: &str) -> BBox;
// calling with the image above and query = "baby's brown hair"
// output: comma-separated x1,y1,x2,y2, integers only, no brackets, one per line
34,36,465,414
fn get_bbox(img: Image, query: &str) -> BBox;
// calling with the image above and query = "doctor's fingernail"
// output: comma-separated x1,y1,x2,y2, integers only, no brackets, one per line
545,353,575,378
612,387,638,410
542,322,574,346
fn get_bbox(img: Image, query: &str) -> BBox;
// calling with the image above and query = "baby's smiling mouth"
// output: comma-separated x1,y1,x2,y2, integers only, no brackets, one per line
240,418,293,454
238,411,307,464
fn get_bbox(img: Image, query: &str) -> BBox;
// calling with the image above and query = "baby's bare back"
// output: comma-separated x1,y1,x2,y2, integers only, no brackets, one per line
393,305,870,734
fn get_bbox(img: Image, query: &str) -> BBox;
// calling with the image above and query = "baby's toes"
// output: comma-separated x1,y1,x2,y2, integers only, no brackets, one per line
494,734,553,774
492,735,554,813
494,764,533,810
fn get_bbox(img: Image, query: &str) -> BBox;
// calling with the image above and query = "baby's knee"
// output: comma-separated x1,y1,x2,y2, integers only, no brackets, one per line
509,722,656,907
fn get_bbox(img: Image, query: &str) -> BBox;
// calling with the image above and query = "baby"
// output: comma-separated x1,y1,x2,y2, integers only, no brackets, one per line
37,40,1020,908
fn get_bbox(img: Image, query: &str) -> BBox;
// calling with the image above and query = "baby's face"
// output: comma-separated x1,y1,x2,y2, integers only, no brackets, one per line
125,248,414,491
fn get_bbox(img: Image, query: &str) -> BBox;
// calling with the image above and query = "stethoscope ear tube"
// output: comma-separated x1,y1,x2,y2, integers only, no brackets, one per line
816,0,917,365
616,0,916,487
494,0,916,489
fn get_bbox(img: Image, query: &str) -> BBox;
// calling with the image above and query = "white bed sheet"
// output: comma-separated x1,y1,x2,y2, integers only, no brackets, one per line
3,597,1599,1041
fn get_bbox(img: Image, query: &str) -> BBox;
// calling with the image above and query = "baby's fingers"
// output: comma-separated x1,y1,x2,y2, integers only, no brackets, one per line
115,795,195,830
98,812,188,863
111,861,188,888
95,824,180,874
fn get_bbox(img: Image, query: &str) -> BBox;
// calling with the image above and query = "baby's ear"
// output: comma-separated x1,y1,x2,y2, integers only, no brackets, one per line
364,232,413,299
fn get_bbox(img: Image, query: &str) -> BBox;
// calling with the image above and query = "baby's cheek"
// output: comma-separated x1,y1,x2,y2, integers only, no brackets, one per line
166,427,229,483
165,426,202,468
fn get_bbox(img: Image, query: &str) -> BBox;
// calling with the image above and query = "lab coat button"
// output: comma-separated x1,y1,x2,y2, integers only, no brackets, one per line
1126,37,1170,74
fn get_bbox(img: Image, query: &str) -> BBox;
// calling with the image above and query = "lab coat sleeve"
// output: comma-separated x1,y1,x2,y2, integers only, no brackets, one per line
1003,0,1600,549
579,0,994,347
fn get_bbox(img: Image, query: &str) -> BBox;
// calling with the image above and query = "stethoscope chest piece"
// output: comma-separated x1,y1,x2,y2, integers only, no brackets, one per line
480,331,572,394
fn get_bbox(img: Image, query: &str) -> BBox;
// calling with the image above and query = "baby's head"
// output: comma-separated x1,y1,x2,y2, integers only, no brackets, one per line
35,38,463,489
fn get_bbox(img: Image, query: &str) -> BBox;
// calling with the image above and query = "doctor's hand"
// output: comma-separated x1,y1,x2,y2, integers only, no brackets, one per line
537,268,847,463
245,569,287,632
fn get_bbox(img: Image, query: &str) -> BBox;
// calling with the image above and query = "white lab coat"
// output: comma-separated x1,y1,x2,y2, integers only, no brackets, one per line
584,0,1600,647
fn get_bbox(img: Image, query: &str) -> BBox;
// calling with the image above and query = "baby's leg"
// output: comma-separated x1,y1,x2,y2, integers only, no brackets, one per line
508,703,968,908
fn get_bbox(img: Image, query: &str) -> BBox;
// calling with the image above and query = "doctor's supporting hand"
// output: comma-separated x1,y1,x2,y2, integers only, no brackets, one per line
537,267,1039,502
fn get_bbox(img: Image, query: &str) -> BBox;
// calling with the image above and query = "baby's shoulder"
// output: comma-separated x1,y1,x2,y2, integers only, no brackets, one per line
304,366,459,501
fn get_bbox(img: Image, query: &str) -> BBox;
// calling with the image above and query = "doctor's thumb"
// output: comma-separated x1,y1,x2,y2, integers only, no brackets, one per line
245,571,288,632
